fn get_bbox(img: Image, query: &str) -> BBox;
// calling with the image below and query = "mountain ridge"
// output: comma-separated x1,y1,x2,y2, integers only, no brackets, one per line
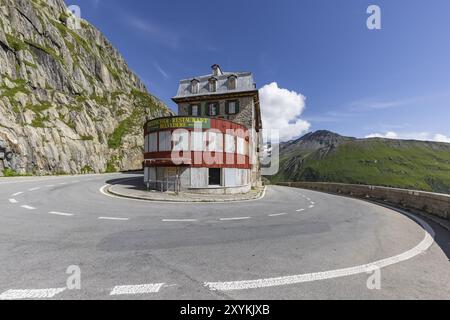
272,130,450,194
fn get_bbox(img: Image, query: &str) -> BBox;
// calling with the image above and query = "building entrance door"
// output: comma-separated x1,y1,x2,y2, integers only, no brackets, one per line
208,168,221,186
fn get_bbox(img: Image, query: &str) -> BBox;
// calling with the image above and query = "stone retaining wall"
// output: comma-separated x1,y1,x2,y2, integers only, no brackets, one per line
277,182,450,221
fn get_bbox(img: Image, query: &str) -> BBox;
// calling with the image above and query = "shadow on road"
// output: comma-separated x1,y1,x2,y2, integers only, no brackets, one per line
106,171,146,191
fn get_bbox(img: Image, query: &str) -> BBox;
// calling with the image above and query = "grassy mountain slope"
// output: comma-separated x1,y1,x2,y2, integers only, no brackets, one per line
271,131,450,194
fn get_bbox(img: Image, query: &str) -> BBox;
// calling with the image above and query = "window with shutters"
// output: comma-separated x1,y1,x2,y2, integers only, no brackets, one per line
190,104,199,116
208,103,218,116
226,100,239,115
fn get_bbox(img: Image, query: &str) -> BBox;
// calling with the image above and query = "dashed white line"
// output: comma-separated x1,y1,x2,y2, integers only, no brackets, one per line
309,205,315,209
8,199,18,204
12,192,23,196
220,217,251,221
49,211,74,217
0,288,66,300
21,205,36,210
110,283,165,296
162,219,198,222
45,185,55,188
58,182,67,185
28,187,41,191
268,213,288,217
296,209,305,212
98,217,129,221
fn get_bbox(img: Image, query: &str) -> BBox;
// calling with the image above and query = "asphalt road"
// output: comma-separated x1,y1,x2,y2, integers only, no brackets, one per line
0,173,449,300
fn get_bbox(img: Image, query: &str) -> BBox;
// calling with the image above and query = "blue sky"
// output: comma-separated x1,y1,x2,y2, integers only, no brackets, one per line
66,0,450,142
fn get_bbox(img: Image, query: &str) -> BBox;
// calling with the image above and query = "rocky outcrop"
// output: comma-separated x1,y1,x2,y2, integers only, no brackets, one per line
0,0,173,175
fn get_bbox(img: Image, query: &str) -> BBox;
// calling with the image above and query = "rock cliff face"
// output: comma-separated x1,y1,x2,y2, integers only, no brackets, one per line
0,0,172,176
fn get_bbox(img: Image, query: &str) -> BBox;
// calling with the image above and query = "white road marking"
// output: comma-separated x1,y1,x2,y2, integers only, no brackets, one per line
204,210,435,291
110,283,165,296
269,213,288,217
59,182,67,185
12,192,23,196
49,211,74,217
220,217,251,221
309,205,315,209
296,209,305,212
162,219,198,222
28,187,41,191
45,185,55,188
0,288,66,300
21,205,36,210
99,184,267,204
98,217,129,221
9,199,18,204
311,202,315,205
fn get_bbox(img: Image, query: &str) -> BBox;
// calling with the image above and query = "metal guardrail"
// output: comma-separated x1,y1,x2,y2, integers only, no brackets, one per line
145,177,181,193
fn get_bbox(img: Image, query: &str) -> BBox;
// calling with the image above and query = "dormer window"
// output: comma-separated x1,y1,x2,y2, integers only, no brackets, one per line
209,77,217,92
228,75,237,90
191,79,199,94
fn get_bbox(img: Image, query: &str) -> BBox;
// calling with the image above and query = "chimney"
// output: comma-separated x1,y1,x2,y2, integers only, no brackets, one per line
211,64,223,76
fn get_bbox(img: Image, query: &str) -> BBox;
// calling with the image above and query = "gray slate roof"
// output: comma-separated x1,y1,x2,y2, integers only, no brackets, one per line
173,71,256,99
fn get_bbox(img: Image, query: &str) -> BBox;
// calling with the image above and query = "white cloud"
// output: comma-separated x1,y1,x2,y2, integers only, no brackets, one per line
126,17,180,49
259,82,310,141
365,132,450,143
154,62,169,79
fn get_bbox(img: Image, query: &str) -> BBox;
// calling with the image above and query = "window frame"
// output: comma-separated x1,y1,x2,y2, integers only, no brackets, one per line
207,102,219,116
209,77,217,92
228,75,237,90
191,80,199,94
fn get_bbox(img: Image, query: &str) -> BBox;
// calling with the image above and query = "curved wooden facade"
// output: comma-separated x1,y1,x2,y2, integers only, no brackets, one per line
143,116,252,169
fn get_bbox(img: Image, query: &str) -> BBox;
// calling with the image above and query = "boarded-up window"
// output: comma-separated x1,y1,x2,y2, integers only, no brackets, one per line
225,134,235,153
228,76,237,90
191,131,206,151
191,168,208,188
144,134,149,152
149,132,158,152
158,131,172,152
172,130,189,151
207,132,223,152
237,137,246,155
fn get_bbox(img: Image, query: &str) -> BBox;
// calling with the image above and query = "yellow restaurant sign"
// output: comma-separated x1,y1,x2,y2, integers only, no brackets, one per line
147,117,211,132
